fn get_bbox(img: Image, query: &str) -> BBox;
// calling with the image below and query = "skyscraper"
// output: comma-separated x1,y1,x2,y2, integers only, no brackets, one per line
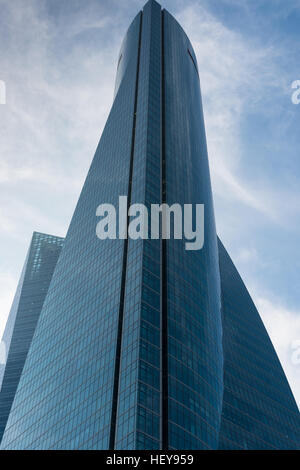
0,0,299,450
0,232,64,443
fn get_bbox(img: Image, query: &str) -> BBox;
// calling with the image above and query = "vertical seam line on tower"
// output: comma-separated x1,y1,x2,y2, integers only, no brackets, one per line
161,8,169,451
109,11,143,450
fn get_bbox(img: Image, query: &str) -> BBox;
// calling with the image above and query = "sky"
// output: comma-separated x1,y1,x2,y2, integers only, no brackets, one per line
0,0,299,408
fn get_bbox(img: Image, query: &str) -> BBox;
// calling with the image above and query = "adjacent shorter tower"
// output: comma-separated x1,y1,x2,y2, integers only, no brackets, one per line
0,0,299,450
0,232,64,443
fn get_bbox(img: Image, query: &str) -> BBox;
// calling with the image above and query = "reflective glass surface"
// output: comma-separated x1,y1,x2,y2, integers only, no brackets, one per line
163,10,223,450
218,238,300,449
0,232,63,443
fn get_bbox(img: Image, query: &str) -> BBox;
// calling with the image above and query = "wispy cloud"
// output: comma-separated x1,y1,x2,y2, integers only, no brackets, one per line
0,0,122,333
256,296,300,409
176,2,300,227
0,271,17,338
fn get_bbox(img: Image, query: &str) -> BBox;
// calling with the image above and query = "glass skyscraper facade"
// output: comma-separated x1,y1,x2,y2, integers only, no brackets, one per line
0,0,299,450
217,238,300,449
0,232,64,443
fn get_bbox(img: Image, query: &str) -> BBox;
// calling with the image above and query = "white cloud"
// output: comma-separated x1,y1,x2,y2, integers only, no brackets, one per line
0,271,17,340
234,246,259,264
255,296,300,409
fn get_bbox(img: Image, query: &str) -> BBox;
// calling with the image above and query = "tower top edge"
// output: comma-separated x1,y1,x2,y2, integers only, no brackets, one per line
143,0,162,10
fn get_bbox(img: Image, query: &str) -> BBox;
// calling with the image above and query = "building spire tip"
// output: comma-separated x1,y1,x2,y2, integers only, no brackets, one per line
144,0,161,8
